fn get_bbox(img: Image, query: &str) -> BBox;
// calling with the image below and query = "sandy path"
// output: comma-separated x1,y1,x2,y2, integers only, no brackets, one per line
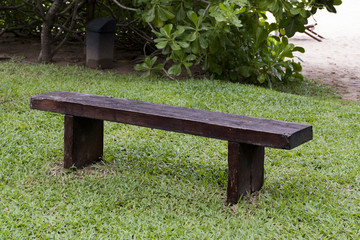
290,0,360,101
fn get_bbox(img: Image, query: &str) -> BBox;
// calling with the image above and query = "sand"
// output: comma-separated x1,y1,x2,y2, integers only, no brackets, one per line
290,0,360,101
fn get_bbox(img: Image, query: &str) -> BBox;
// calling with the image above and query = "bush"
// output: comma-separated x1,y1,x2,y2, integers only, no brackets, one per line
0,0,341,85
134,0,341,85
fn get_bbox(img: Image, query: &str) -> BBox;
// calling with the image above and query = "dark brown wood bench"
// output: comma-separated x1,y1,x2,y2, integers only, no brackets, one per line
30,91,313,204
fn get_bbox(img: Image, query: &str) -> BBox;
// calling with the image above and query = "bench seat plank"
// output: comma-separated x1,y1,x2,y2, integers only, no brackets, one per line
30,91,312,150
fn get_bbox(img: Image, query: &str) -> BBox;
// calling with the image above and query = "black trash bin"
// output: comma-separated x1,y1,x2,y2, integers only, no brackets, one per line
86,17,116,69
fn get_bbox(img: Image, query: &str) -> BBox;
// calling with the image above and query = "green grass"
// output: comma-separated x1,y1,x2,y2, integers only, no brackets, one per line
0,60,359,239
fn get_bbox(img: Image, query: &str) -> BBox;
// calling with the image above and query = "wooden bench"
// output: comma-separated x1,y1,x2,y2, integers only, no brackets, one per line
30,91,313,204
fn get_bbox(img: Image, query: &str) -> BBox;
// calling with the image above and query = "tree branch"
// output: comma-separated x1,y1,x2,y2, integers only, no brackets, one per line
110,0,137,12
0,3,25,10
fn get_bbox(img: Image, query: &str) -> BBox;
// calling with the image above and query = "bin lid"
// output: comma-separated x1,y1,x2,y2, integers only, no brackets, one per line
86,17,116,33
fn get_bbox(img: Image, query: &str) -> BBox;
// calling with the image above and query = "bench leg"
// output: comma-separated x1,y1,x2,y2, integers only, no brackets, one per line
227,142,264,204
64,115,103,169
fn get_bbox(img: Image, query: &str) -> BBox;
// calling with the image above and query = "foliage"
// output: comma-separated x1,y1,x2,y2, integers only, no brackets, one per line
134,56,164,78
0,61,359,238
0,0,341,84
0,0,85,39
0,0,150,60
134,0,341,84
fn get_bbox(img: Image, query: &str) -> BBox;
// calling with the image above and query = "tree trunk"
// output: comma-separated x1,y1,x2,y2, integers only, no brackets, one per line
38,0,63,63
86,0,96,23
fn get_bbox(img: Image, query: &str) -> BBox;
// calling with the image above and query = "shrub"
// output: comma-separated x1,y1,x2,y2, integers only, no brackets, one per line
0,0,341,85
134,0,341,85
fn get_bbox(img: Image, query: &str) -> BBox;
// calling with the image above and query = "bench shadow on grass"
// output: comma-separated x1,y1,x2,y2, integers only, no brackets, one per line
104,134,228,183
48,128,234,205
47,127,322,206
48,144,323,207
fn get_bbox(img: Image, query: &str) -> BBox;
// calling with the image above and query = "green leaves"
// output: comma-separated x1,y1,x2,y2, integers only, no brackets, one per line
168,51,196,76
143,4,175,27
255,27,268,47
314,0,342,13
167,63,182,76
134,0,340,84
149,10,213,77
183,11,211,54
280,14,307,38
210,2,245,28
134,56,164,78
153,24,189,54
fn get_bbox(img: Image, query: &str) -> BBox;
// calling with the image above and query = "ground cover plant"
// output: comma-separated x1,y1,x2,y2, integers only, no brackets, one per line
0,60,359,238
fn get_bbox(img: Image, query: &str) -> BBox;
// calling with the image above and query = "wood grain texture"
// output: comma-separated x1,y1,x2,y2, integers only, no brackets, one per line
30,91,313,149
227,142,264,204
64,115,103,168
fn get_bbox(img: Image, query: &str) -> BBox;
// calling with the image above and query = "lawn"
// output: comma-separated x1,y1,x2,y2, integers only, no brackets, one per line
0,60,359,239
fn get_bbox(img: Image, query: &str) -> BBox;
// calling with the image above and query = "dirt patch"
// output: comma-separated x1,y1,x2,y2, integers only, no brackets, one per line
0,34,142,75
